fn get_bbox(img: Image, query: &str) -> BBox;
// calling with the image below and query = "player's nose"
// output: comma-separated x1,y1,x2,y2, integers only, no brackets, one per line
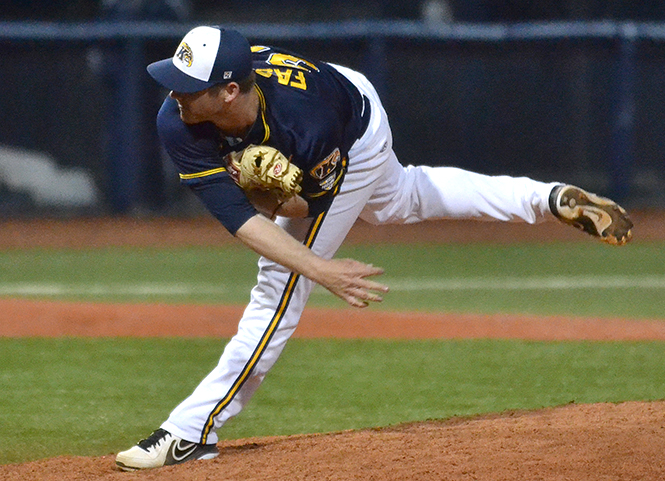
169,90,194,101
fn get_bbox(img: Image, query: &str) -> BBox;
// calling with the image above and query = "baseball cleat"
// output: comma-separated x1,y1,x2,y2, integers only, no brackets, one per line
115,428,219,471
549,184,633,246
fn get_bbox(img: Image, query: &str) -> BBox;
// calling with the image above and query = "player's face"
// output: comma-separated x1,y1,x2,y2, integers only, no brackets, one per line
169,88,224,124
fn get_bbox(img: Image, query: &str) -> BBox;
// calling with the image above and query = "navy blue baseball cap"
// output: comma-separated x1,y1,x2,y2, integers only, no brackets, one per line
147,26,252,93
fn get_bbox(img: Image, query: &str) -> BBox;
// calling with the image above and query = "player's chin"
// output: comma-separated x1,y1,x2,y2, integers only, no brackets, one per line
178,109,201,125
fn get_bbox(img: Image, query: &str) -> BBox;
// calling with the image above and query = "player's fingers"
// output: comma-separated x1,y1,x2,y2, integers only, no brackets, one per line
323,259,389,307
339,260,389,291
345,296,369,309
357,278,390,294
360,264,385,277
346,286,384,306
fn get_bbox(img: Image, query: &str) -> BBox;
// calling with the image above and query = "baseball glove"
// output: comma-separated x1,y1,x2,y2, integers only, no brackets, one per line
225,145,307,219
226,145,303,200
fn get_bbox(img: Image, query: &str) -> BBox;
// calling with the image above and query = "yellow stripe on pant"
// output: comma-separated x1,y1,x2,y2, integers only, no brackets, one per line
199,211,326,444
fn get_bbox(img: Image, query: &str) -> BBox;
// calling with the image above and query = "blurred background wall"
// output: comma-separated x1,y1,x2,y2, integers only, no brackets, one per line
1,0,664,218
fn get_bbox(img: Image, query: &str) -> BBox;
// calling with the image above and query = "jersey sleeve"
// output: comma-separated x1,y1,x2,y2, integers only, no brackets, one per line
189,178,257,235
156,97,228,185
156,97,257,235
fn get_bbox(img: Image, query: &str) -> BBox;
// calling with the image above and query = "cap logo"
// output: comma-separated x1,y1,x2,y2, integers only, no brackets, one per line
175,42,194,67
223,71,232,79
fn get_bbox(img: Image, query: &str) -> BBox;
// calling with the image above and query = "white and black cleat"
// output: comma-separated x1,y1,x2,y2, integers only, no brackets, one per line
115,428,219,471
549,184,633,246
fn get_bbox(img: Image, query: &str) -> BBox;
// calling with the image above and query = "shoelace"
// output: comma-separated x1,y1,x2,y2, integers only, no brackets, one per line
137,429,170,450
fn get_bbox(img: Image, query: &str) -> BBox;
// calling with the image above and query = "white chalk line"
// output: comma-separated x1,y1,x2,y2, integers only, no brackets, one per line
385,275,665,291
0,275,663,297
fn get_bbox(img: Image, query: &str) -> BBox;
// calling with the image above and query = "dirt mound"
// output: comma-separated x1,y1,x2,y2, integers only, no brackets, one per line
2,401,664,480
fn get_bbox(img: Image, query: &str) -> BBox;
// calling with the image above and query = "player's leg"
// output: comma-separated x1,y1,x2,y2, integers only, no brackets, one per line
359,157,558,226
357,151,632,244
116,218,327,470
330,62,557,227
115,235,313,470
115,161,384,470
159,224,313,446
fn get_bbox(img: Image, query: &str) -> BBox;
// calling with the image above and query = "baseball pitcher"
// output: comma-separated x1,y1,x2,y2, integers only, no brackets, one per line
115,26,632,471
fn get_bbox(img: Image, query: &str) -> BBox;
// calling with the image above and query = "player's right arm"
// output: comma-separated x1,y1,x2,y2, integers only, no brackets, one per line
235,214,388,308
156,97,387,307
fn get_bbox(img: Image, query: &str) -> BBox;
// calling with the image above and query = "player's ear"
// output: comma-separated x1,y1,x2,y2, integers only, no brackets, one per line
220,82,241,102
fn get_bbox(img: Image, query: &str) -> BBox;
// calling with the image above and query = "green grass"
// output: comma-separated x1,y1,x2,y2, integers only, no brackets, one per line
0,242,664,318
338,242,665,318
1,337,664,464
1,241,664,464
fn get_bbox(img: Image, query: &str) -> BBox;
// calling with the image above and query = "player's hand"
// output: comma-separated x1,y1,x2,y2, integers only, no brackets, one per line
315,258,389,308
235,216,388,307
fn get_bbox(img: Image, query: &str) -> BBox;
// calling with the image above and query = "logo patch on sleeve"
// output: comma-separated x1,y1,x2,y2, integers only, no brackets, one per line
310,148,340,180
319,173,338,191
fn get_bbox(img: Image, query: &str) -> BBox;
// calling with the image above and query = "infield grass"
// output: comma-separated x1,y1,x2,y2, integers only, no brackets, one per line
0,241,664,318
1,337,664,464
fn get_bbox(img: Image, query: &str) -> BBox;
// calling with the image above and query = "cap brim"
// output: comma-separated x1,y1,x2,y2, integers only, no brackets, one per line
147,59,217,93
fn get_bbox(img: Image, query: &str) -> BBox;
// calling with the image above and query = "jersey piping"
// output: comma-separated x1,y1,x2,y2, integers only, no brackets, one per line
178,167,227,181
254,84,270,145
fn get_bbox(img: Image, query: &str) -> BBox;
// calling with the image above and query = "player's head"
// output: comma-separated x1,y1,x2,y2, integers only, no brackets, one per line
147,26,252,94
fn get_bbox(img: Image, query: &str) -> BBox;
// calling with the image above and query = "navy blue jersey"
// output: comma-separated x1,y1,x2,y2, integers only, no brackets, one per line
156,46,371,234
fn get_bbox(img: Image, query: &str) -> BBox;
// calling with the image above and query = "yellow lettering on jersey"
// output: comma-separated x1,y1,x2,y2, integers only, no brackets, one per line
290,71,307,90
273,68,292,86
251,45,270,53
255,68,273,78
266,53,319,72
254,68,308,90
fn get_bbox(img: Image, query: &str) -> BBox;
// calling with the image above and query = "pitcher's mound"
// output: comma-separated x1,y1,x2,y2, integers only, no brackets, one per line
2,400,664,480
